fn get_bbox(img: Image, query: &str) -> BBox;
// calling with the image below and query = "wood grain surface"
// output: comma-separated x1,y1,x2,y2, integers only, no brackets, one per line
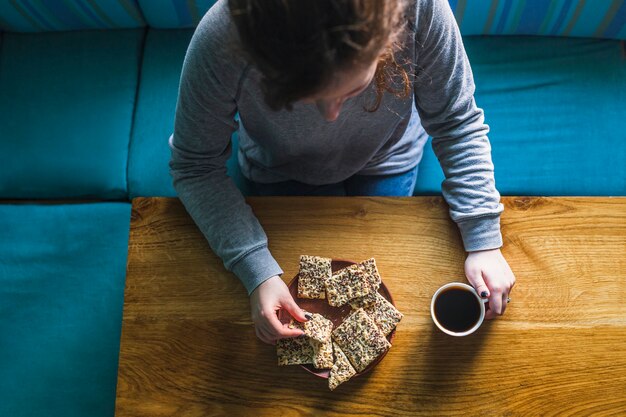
115,197,626,416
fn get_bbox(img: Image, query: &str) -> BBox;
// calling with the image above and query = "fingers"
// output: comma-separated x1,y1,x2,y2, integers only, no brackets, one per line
488,288,504,317
466,250,518,320
266,310,305,338
255,325,275,345
466,261,496,320
487,257,515,318
485,291,510,320
259,326,276,344
281,296,308,323
255,311,304,345
465,265,490,298
250,275,310,343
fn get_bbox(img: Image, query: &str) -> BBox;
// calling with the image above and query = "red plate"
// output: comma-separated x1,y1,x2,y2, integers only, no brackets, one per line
279,259,396,379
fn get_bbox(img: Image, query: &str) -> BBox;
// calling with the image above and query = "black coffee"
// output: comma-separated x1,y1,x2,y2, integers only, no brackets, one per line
434,287,481,333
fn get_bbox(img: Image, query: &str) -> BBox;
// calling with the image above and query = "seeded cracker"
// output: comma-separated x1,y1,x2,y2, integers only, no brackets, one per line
276,337,314,366
329,342,357,391
303,313,333,343
311,339,334,369
349,290,378,309
288,319,305,332
288,314,333,343
332,308,391,372
363,292,403,336
298,255,331,299
360,258,382,288
349,258,382,308
325,264,373,307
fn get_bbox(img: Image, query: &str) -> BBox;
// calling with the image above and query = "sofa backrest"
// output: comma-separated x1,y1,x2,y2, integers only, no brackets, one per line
1,0,625,41
1,1,624,199
0,0,145,31
451,0,626,40
0,0,219,32
137,0,217,28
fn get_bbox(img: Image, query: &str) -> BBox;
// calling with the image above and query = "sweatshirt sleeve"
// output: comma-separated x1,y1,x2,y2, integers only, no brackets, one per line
169,9,283,294
412,0,504,252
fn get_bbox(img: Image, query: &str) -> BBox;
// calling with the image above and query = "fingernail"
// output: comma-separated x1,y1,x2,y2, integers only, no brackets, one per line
481,291,489,297
305,313,313,320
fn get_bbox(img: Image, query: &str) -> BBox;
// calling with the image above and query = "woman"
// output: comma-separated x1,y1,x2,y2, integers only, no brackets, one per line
170,0,516,344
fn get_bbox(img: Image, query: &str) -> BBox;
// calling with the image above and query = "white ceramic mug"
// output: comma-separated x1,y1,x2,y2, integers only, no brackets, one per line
430,282,489,337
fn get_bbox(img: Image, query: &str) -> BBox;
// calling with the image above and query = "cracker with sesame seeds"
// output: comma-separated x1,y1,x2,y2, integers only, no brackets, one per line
362,292,403,336
359,257,382,289
276,336,314,366
346,258,382,308
328,342,357,391
332,308,391,372
288,314,333,344
349,290,378,309
311,338,334,369
304,313,333,343
298,255,331,299
324,264,373,307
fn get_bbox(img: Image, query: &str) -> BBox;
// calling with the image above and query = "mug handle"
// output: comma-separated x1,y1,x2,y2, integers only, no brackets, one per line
480,294,490,314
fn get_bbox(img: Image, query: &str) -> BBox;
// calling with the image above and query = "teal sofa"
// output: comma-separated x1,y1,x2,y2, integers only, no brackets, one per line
0,1,624,416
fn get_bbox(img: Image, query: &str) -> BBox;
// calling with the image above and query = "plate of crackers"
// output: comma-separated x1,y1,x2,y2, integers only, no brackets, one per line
276,256,403,391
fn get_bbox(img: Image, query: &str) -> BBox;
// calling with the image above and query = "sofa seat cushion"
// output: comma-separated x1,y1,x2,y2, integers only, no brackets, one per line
0,202,131,417
414,35,626,196
0,29,144,199
129,28,249,197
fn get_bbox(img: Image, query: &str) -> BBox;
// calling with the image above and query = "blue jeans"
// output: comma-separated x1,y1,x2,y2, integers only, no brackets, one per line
247,165,419,197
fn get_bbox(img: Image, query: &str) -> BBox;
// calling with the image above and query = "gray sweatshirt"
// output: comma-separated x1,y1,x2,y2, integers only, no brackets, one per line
170,0,504,294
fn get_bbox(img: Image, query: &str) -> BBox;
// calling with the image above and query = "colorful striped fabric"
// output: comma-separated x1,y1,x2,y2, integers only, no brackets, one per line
137,0,216,28
0,0,145,32
0,0,624,40
450,0,626,40
139,0,626,38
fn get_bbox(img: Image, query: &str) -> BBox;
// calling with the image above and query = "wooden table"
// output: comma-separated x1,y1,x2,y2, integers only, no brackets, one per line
115,197,626,416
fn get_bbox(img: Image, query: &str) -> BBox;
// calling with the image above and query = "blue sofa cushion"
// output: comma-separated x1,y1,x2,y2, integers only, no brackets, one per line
0,0,145,32
137,0,216,28
133,31,625,197
415,35,626,196
129,28,249,197
0,29,144,199
128,29,192,197
0,202,131,417
451,0,626,40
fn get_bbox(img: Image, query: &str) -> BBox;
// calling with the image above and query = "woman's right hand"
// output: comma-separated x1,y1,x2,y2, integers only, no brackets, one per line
249,275,308,344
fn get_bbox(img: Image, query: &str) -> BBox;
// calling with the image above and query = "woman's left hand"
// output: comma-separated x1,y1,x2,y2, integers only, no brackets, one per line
465,248,516,319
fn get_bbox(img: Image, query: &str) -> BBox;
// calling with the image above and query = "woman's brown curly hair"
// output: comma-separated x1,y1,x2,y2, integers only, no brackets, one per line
228,0,411,112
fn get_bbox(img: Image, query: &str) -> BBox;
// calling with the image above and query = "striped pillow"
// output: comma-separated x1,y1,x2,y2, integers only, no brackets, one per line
0,0,145,32
137,0,216,28
450,0,626,40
